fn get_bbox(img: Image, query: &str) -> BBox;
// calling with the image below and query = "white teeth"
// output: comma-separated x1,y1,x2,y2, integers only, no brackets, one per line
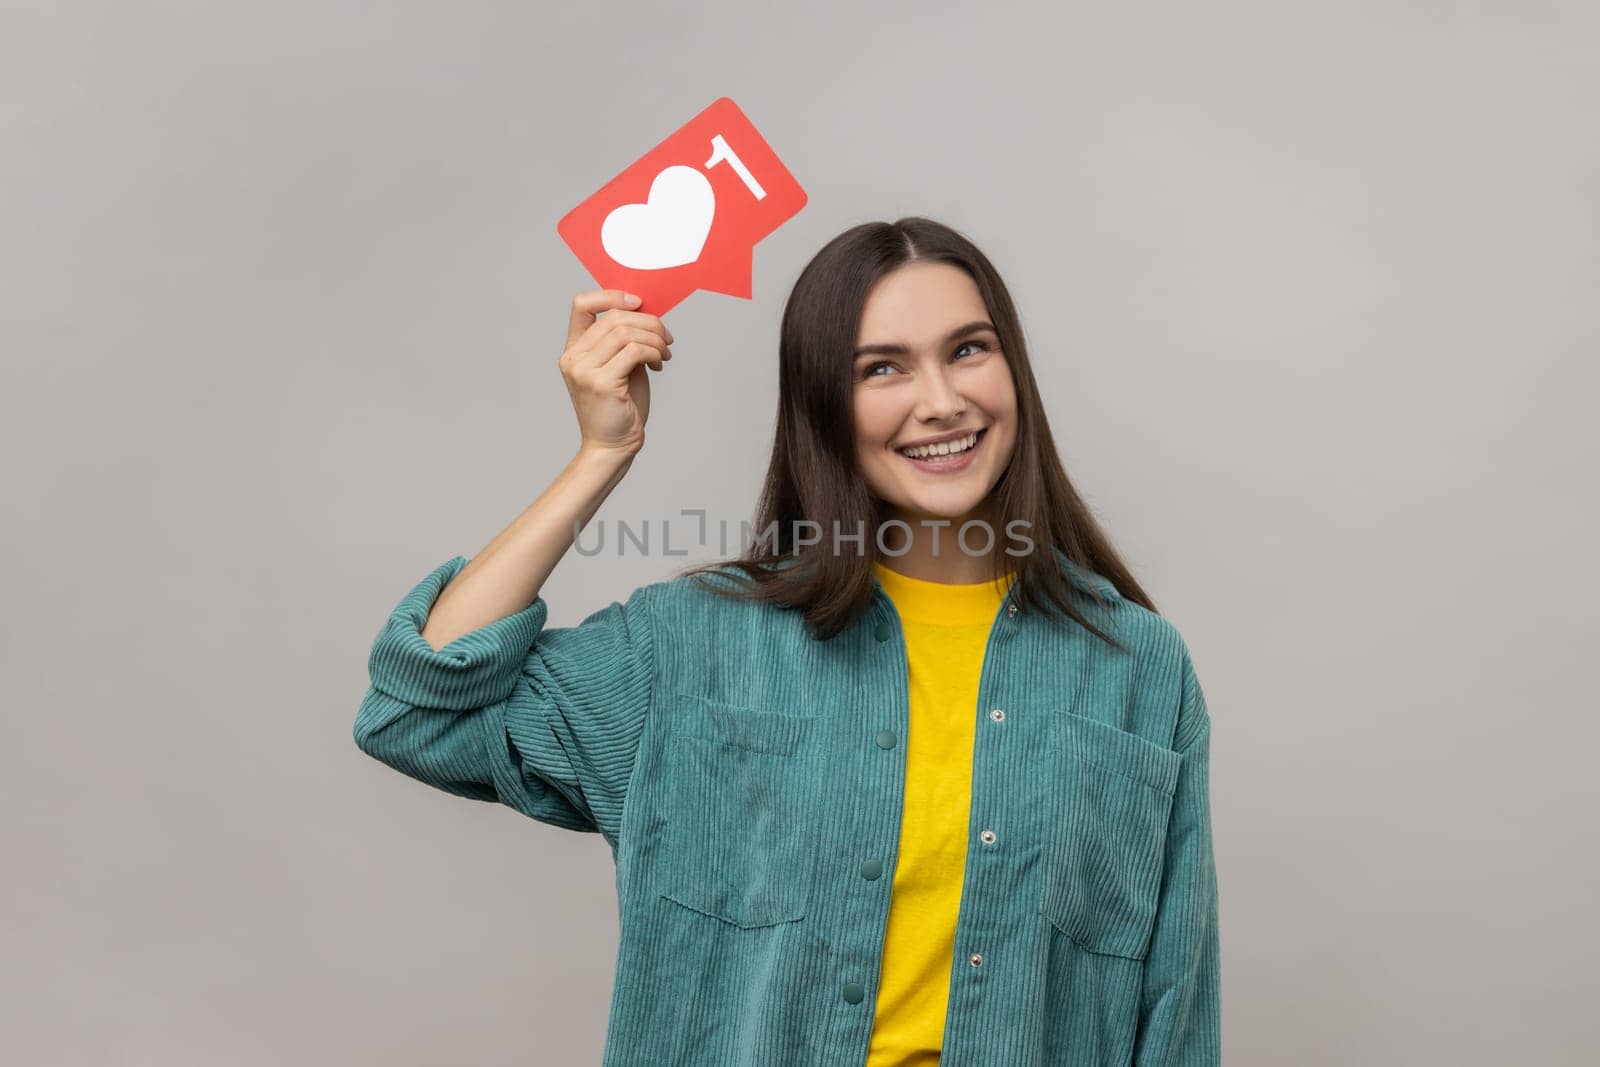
899,431,979,459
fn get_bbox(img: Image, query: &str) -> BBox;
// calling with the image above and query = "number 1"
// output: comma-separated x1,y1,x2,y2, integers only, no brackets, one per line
704,134,767,201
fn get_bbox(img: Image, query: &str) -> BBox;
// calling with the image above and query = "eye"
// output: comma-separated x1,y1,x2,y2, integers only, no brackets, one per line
859,339,992,380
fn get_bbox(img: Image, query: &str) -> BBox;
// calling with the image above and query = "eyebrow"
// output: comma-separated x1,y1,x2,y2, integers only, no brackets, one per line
852,320,997,359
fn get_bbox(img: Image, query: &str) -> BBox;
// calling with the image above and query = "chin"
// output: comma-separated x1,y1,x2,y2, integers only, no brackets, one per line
893,489,992,522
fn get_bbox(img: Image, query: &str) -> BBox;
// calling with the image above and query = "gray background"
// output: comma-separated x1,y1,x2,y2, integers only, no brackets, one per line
3,1,1596,1063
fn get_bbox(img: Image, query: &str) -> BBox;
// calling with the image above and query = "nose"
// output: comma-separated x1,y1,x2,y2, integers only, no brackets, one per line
913,364,967,422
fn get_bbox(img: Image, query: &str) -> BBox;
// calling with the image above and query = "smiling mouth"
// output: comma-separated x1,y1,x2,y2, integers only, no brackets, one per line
896,427,987,463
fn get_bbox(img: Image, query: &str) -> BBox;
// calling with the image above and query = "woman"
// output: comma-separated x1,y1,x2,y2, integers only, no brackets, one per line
355,217,1221,1066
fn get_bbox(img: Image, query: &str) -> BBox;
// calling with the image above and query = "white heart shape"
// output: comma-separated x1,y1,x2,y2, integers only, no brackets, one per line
600,165,716,271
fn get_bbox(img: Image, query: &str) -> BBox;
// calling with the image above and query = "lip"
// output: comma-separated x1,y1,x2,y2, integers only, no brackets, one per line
897,427,986,474
896,427,986,450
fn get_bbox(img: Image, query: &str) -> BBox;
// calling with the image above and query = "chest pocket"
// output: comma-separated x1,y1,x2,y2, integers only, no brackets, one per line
1040,712,1183,960
654,695,823,929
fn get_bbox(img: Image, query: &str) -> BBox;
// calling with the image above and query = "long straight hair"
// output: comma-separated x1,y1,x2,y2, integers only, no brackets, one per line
673,216,1157,648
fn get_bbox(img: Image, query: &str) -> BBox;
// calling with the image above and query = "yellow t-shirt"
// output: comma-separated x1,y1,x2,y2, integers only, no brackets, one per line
865,560,1016,1066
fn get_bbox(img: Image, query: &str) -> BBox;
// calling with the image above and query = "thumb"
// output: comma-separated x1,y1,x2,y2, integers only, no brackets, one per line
567,289,642,347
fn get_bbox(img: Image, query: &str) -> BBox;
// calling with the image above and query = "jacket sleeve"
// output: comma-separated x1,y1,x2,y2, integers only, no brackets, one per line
352,555,657,852
1133,651,1222,1066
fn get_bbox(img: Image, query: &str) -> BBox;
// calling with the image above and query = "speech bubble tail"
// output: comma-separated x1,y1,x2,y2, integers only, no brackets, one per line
698,244,756,299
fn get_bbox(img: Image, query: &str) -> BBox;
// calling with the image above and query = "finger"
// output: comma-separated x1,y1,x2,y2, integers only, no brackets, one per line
600,339,670,378
574,340,667,390
566,290,642,347
572,327,671,374
624,340,669,374
572,316,672,367
573,309,675,352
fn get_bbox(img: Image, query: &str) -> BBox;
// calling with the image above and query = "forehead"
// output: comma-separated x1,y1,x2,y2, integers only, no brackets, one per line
857,262,988,343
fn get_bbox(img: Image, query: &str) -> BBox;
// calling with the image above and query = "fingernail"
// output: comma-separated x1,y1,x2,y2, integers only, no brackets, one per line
624,293,642,305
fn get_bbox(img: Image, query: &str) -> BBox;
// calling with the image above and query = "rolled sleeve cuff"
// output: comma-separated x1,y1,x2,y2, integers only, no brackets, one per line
367,556,549,711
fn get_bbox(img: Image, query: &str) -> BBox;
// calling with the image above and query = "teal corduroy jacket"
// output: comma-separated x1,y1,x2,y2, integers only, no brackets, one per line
354,548,1221,1066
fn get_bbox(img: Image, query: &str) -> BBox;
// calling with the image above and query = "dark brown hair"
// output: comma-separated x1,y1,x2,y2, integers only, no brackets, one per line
671,216,1156,648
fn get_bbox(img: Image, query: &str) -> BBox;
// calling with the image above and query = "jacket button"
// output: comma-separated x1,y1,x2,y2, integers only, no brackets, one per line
1006,603,1018,617
874,730,897,750
842,980,865,1004
873,621,890,642
968,952,985,967
860,858,883,881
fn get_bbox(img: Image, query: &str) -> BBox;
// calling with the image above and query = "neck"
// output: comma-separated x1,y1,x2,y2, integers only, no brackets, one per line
877,501,1012,584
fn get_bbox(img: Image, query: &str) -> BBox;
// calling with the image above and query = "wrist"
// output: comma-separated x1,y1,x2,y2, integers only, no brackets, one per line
575,441,638,467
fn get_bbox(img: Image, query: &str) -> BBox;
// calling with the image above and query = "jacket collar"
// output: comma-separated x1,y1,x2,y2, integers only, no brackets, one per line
1051,545,1121,600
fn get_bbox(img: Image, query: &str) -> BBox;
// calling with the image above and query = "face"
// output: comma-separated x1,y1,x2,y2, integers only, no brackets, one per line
852,261,1018,538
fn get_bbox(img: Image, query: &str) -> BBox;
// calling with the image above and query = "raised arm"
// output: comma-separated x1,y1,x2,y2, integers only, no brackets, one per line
351,289,675,849
416,289,672,650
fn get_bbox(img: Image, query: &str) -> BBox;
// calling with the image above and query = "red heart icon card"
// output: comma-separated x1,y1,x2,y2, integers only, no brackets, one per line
557,97,808,317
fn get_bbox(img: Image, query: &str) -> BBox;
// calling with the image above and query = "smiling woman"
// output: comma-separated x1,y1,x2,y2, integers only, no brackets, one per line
679,217,1156,646
355,216,1221,1067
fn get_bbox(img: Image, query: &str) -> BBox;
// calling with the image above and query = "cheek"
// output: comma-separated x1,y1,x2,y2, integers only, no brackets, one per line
852,395,904,448
968,363,1017,413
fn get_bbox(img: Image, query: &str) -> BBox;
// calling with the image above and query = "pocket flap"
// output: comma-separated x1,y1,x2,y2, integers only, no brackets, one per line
673,693,815,756
1062,714,1182,795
